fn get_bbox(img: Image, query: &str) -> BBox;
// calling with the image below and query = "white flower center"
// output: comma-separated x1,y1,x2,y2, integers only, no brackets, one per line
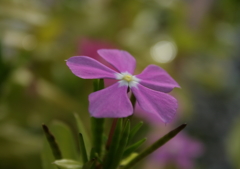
115,72,140,88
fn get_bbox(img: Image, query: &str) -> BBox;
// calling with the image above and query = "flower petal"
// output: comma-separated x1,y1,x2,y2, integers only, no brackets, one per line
89,83,133,118
66,56,117,79
131,84,178,123
136,65,180,93
97,49,136,74
134,103,163,124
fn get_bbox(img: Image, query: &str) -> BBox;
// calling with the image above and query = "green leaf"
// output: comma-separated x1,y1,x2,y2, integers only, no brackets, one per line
42,124,62,160
53,159,82,169
74,113,91,154
227,117,240,169
128,121,143,143
120,153,138,166
41,135,58,169
78,133,88,163
123,138,147,159
103,119,123,169
89,147,96,160
94,153,103,164
122,124,187,169
50,120,79,160
82,159,96,169
111,120,130,169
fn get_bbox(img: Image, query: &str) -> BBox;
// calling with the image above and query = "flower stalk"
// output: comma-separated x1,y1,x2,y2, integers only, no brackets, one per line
91,79,105,157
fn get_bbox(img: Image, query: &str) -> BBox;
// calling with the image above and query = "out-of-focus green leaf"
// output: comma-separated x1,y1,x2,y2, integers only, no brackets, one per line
50,120,78,160
78,133,88,163
120,153,138,166
82,159,96,169
128,121,143,143
74,113,91,154
227,117,240,169
53,159,82,169
42,124,62,160
41,136,58,169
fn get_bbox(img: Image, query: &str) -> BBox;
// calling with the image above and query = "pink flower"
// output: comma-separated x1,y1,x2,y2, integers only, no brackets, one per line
66,49,180,123
78,38,118,87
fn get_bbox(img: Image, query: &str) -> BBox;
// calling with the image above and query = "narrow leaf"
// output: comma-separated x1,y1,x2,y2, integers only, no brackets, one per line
128,121,143,142
103,119,123,169
122,124,187,169
123,138,147,159
79,133,88,163
53,159,82,169
74,113,91,154
50,121,78,160
41,135,58,169
120,153,138,166
89,148,96,160
94,153,103,164
82,159,96,169
42,124,62,160
111,120,130,169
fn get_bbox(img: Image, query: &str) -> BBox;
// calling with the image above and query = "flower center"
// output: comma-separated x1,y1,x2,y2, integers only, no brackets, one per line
115,72,140,88
122,74,133,82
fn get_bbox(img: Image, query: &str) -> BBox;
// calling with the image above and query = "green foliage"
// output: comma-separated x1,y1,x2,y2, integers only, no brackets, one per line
128,121,143,143
78,133,88,163
111,120,130,169
123,138,147,159
50,121,79,160
122,124,187,169
43,109,186,169
41,136,58,169
227,117,240,169
103,118,123,169
42,124,62,160
53,159,82,169
74,113,91,155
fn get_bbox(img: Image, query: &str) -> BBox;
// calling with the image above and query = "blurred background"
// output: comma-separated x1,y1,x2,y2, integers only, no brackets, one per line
0,0,240,169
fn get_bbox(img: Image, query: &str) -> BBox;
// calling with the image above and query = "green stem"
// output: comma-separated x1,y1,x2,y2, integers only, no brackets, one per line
91,78,105,157
122,124,187,169
91,117,104,157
